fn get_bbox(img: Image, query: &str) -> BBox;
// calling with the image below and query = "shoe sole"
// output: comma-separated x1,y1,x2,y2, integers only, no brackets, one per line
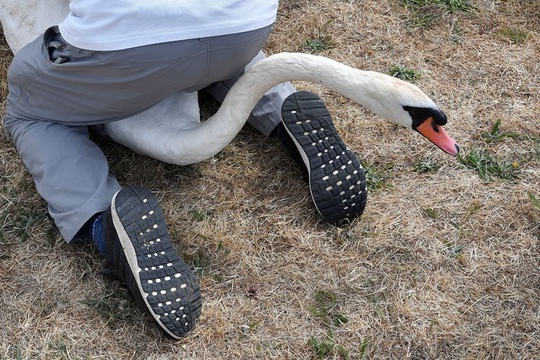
281,91,368,223
107,186,202,338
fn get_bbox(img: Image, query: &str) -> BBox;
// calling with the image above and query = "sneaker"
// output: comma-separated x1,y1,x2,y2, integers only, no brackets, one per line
280,91,368,224
102,185,202,338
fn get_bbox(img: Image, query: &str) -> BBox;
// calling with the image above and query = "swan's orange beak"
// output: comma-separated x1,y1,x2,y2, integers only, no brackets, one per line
415,118,460,155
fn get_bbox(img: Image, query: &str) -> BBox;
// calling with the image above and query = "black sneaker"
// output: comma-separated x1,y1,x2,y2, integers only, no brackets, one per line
102,185,202,338
280,91,368,224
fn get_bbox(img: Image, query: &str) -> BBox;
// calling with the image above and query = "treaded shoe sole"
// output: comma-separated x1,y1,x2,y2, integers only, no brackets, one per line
281,91,368,223
105,186,202,338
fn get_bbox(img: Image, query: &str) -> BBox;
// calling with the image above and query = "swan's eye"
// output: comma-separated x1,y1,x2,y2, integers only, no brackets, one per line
403,106,447,128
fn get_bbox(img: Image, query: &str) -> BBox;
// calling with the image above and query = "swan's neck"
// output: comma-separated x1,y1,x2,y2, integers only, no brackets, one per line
219,53,375,122
149,53,423,165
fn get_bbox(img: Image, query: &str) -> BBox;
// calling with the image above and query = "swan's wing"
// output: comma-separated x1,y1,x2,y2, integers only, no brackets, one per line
0,0,70,54
103,91,203,162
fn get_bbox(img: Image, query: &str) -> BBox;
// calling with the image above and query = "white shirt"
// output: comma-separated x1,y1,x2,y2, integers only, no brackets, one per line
59,1,278,51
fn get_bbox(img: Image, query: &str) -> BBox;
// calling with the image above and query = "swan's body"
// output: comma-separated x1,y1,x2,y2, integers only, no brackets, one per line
1,0,459,166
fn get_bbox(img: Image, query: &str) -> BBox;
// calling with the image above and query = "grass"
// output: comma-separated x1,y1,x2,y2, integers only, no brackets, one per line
458,148,520,181
309,331,349,359
423,207,439,219
444,240,464,259
302,18,335,53
529,192,540,209
1,0,540,359
308,289,349,327
481,119,522,143
482,118,503,142
79,290,139,324
183,249,208,276
0,207,49,241
400,0,473,13
414,157,441,173
500,26,528,44
304,36,334,53
363,162,392,191
400,0,473,28
389,64,421,83
307,289,350,358
189,208,213,221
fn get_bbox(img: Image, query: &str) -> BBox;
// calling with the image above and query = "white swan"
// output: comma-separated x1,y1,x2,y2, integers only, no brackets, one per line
105,52,459,165
1,0,459,166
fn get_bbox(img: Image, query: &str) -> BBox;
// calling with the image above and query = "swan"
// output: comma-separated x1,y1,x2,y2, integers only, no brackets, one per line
102,52,459,165
0,0,459,166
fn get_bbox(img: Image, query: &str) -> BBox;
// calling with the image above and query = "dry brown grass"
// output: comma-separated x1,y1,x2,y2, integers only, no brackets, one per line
1,0,539,359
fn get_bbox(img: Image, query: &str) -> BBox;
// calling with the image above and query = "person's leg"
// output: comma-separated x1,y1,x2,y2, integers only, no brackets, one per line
3,25,278,338
5,26,275,240
3,116,120,242
3,31,203,339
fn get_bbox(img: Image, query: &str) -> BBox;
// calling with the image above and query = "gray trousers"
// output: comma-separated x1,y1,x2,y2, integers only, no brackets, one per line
2,25,295,242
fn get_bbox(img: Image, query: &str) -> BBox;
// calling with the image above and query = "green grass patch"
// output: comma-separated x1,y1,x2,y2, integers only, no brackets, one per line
400,0,473,28
458,148,519,182
309,331,349,359
389,64,421,83
364,163,392,191
444,240,464,258
483,118,503,142
423,208,440,219
400,0,473,13
529,192,540,209
183,249,208,276
414,157,441,173
80,290,139,325
0,207,48,241
310,290,337,316
14,348,23,360
304,36,334,53
407,12,437,28
303,18,336,53
308,289,350,327
359,338,370,359
306,291,351,358
482,119,521,143
500,26,528,44
189,208,213,221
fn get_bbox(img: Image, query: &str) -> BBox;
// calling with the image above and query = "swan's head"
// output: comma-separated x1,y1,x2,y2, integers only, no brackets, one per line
403,105,460,156
350,71,460,156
